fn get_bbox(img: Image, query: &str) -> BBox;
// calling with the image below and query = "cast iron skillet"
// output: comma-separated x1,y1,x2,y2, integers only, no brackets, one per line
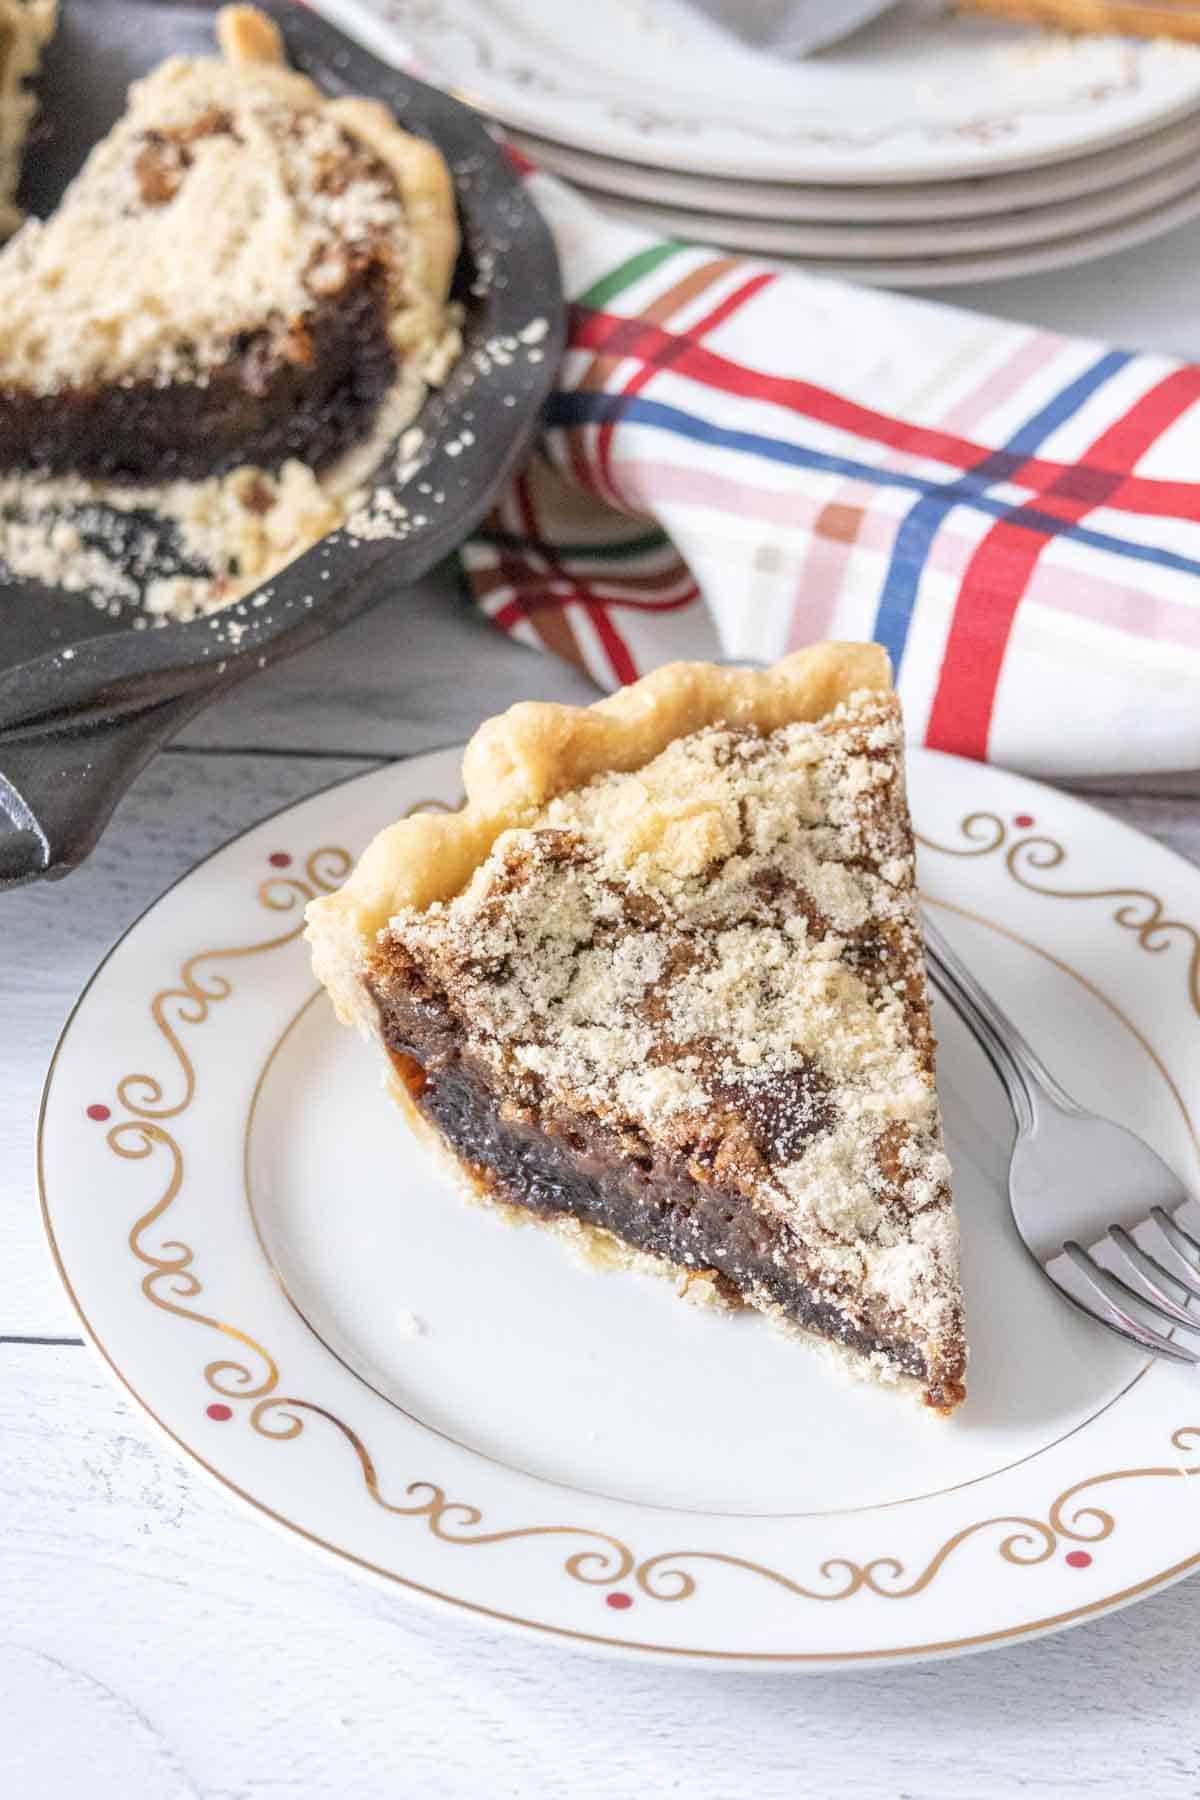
0,0,563,886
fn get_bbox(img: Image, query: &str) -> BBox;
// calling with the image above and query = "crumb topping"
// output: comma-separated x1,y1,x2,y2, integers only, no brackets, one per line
383,693,960,1352
0,41,441,393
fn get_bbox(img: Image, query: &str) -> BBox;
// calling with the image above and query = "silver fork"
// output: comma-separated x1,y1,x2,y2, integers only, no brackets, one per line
923,914,1200,1365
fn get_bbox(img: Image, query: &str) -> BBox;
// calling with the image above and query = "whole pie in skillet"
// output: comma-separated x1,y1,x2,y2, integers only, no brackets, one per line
0,4,458,479
307,644,968,1414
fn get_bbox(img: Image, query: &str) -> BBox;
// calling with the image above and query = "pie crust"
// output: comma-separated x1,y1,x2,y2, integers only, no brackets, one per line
309,642,891,1030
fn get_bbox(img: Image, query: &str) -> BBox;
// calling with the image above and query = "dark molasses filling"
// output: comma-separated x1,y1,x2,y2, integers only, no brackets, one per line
369,967,964,1411
0,260,398,482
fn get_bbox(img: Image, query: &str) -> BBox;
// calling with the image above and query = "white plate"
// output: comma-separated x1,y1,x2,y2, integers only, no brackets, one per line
39,748,1200,1668
508,109,1200,223
586,176,1200,286
315,0,1200,182
568,147,1200,257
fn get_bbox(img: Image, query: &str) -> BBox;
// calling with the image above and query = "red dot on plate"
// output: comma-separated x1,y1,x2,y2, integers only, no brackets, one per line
1065,1550,1092,1568
268,851,292,868
605,1592,633,1611
86,1103,110,1122
1014,813,1035,829
206,1403,233,1422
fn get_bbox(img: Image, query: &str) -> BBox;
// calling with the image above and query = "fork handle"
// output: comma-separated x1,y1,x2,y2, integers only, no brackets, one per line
922,912,1081,1132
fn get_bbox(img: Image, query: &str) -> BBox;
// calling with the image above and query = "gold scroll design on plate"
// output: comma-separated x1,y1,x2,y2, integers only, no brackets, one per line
110,846,352,1402
917,811,1200,1019
630,1429,1200,1601
244,1399,1200,1605
250,1395,635,1588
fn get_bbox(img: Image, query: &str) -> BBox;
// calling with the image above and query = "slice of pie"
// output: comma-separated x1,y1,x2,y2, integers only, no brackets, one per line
0,4,458,479
307,644,967,1413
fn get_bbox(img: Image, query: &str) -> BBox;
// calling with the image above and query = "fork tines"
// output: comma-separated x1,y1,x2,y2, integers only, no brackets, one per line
1061,1206,1200,1364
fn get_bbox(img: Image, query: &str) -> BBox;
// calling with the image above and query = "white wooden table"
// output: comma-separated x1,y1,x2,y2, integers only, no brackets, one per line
5,220,1200,1798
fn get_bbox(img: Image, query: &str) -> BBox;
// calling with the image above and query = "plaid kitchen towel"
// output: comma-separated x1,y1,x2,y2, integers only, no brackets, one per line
460,170,1200,782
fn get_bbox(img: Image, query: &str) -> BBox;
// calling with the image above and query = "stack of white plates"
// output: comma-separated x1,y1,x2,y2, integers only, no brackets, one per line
332,0,1200,285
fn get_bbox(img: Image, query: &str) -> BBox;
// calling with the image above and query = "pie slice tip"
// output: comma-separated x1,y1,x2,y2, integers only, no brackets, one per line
307,643,968,1415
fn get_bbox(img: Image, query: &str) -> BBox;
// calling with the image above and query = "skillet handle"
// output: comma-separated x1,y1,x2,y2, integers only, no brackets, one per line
0,691,210,887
